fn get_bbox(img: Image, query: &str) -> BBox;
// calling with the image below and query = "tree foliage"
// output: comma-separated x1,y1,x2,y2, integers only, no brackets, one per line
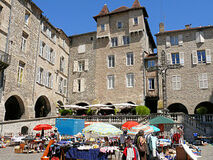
59,109,73,116
196,107,208,114
135,105,150,115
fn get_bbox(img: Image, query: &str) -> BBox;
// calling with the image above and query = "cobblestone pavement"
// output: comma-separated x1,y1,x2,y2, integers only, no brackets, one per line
0,147,43,160
198,145,213,160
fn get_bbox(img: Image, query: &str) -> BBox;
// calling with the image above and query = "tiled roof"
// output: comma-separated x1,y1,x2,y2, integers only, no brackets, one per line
97,4,109,16
155,25,213,36
111,6,129,14
132,0,141,8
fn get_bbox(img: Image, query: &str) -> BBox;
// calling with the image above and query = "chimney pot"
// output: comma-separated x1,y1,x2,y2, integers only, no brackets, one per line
159,22,164,32
185,24,192,29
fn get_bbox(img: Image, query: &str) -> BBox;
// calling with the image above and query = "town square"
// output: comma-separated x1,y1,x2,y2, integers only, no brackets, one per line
0,0,213,159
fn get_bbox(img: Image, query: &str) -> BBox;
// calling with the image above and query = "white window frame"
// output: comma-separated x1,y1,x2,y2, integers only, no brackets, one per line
199,73,208,89
17,62,25,84
107,75,115,89
126,52,134,66
108,55,115,68
148,78,155,90
111,37,118,47
126,73,134,88
25,11,30,25
123,36,130,45
172,75,181,90
78,60,85,72
21,36,27,52
133,17,139,25
101,24,105,31
170,35,179,46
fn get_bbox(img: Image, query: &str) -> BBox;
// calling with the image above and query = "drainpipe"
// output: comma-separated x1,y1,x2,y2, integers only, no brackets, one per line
32,18,42,118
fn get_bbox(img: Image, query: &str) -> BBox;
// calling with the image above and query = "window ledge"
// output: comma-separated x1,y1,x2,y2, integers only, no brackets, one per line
41,31,56,44
148,89,155,91
55,91,67,98
57,69,68,78
110,44,130,49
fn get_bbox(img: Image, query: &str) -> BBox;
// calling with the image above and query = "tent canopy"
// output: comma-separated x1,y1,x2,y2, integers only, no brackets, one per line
149,116,174,125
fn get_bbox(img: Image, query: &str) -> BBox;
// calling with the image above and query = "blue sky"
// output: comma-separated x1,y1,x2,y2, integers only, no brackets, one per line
33,0,212,41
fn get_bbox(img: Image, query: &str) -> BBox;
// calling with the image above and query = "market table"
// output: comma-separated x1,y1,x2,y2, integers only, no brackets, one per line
66,148,108,160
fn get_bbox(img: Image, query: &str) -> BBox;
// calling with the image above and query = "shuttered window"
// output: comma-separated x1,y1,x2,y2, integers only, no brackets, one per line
198,73,208,89
107,75,115,89
172,75,181,90
196,31,204,43
126,53,134,66
126,73,134,87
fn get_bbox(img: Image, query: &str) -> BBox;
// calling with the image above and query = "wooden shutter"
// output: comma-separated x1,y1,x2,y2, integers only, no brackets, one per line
177,76,181,90
200,31,205,43
178,34,183,46
206,49,211,64
196,32,200,43
81,78,85,92
166,36,171,47
84,59,89,71
203,73,208,88
73,79,78,92
39,41,43,56
63,79,67,95
42,70,46,85
172,76,176,90
52,51,56,64
50,74,53,89
46,72,49,87
167,53,172,64
192,50,198,65
198,74,203,88
179,52,184,65
73,61,78,72
36,67,40,83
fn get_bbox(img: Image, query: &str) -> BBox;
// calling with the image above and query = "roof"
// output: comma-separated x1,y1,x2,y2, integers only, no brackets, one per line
155,25,213,36
93,1,148,21
98,4,109,16
149,116,174,125
144,18,156,48
132,0,141,8
69,31,97,38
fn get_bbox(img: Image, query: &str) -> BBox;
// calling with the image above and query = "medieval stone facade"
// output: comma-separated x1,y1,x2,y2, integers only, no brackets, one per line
156,25,213,114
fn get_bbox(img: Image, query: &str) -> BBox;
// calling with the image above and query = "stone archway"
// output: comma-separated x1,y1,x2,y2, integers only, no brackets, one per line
195,101,213,114
35,96,51,118
76,102,89,115
4,95,25,121
21,126,28,135
168,103,188,114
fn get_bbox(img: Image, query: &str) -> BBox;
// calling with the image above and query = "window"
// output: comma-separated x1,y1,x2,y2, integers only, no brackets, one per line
170,35,178,46
171,53,180,64
172,75,181,90
47,28,51,38
197,50,206,63
196,31,204,43
123,36,130,45
126,53,134,66
199,73,208,89
108,55,115,68
51,33,56,42
46,47,51,61
78,44,86,53
17,62,25,84
58,77,63,94
148,78,155,90
60,56,65,72
77,79,81,92
117,21,123,29
36,67,44,84
147,60,155,68
107,75,114,89
126,73,134,87
111,37,118,47
133,17,138,25
78,60,85,72
73,78,85,93
21,32,28,52
25,11,30,25
101,24,105,31
63,79,67,96
39,41,45,57
46,72,52,88
41,22,47,32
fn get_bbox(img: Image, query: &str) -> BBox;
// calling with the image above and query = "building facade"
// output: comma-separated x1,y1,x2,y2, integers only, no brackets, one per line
156,24,213,114
69,0,158,112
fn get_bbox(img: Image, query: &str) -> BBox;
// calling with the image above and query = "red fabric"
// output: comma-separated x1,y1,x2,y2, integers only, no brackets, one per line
123,147,136,160
122,121,139,130
51,157,59,160
158,124,164,132
33,124,52,131
172,133,181,144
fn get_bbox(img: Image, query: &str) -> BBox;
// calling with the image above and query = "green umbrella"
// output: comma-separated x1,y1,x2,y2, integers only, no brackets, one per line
149,116,174,125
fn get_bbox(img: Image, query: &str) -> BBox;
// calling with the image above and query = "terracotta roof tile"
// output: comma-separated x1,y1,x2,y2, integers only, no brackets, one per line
111,6,129,14
132,0,141,8
97,4,109,16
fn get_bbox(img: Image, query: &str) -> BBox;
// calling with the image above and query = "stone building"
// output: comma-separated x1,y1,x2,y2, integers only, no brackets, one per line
69,0,158,112
156,24,213,114
0,0,70,122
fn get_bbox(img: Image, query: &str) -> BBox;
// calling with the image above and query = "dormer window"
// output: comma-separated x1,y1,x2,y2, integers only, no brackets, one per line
133,17,138,25
117,21,123,29
101,24,105,31
25,11,30,25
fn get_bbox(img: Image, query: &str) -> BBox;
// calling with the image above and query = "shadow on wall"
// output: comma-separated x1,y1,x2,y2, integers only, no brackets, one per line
209,90,213,104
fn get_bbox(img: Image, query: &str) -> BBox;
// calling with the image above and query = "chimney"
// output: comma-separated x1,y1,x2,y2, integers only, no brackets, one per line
159,22,164,32
185,24,191,29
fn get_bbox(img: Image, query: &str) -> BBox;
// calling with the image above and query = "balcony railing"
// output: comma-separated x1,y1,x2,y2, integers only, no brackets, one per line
0,50,11,69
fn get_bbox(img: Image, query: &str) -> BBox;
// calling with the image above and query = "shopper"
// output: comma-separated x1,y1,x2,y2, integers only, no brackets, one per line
136,130,147,160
